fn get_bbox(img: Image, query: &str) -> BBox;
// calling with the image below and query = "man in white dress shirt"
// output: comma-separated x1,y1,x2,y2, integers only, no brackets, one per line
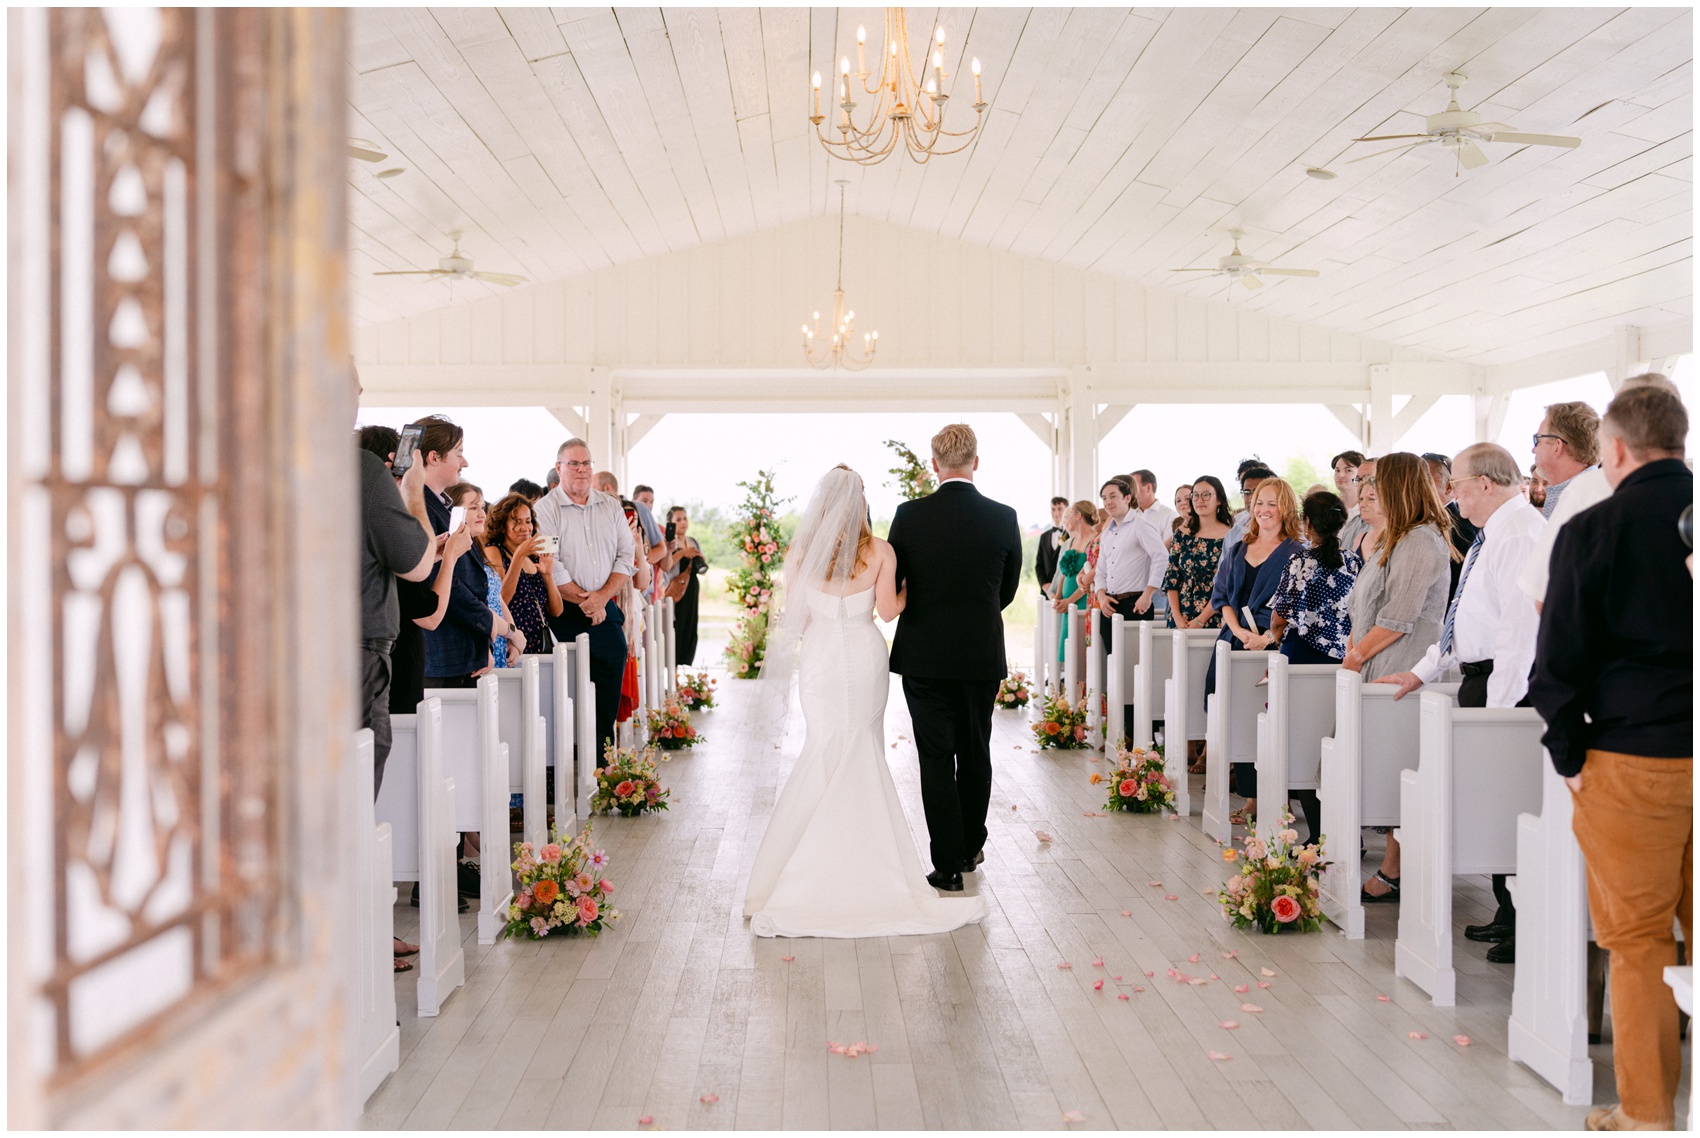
1375,442,1546,964
1129,469,1179,537
1093,476,1169,740
533,438,638,761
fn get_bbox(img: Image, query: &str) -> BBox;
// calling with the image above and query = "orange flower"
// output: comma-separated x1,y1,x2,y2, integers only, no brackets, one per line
1042,721,1059,734
1089,773,1104,785
533,879,560,906
1221,849,1238,862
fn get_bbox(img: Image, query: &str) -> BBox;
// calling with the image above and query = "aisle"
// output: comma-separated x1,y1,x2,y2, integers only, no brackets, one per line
366,675,1602,1130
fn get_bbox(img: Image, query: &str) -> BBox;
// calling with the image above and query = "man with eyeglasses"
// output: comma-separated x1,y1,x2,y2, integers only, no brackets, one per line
1530,401,1600,521
534,438,638,762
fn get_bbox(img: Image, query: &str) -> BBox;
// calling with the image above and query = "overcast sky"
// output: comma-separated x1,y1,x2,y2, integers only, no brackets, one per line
361,359,1691,529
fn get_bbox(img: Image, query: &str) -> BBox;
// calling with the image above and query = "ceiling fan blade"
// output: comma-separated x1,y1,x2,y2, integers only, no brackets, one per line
1458,140,1491,169
1168,268,1219,272
1239,273,1264,290
1351,133,1431,142
372,269,450,277
472,272,527,287
348,145,388,163
1486,131,1582,149
1470,122,1516,135
1346,139,1434,164
1258,267,1321,278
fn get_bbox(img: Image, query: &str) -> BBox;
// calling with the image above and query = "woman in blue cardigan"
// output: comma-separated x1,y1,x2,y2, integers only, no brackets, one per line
1203,478,1304,826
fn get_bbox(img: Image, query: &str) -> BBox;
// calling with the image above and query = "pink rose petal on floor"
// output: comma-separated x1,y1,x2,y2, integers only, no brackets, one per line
1221,950,1238,959
781,955,795,962
1234,984,1250,993
1011,804,1018,810
1092,957,1105,967
1219,1020,1239,1029
1113,975,1123,981
700,1093,720,1103
1117,993,1130,1001
1207,1050,1232,1061
1093,979,1104,990
1164,894,1179,901
1188,978,1208,986
1241,1003,1263,1013
1209,973,1220,980
891,743,898,748
1376,994,1391,1002
1036,831,1054,843
1133,985,1146,992
1144,970,1155,977
638,1116,654,1125
1453,1035,1472,1047
1148,881,1164,888
1120,910,1132,917
1260,967,1277,977
1062,1109,1087,1123
1058,961,1073,969
1408,1032,1428,1040
1187,953,1200,963
1258,982,1271,989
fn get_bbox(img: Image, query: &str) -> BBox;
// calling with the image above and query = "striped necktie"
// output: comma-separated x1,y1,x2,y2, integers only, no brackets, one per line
1437,531,1485,658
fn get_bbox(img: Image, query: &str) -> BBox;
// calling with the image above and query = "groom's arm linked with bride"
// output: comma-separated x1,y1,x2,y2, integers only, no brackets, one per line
885,424,1024,892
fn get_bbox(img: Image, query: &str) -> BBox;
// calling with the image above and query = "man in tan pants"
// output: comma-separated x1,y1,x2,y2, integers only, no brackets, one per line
1531,385,1693,1131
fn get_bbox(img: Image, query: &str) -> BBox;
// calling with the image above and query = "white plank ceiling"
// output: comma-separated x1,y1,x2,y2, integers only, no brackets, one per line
347,7,1692,367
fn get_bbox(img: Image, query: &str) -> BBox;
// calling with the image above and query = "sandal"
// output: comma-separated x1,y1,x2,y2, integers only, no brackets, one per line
394,957,414,973
1361,870,1401,903
1228,808,1251,826
394,938,419,957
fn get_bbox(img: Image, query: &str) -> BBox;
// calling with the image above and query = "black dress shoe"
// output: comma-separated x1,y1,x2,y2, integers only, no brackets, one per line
927,870,965,892
1486,937,1516,964
962,850,986,873
457,860,482,897
1464,920,1515,943
410,882,469,913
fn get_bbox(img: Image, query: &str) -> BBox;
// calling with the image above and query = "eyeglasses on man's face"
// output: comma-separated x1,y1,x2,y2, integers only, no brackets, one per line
1532,433,1563,448
1446,473,1486,490
560,459,594,471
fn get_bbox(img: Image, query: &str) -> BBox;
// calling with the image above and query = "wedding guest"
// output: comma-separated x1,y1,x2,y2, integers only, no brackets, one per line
597,471,666,570
545,467,560,493
508,477,546,502
1332,450,1365,512
1051,500,1098,665
1206,464,1276,626
1531,384,1692,1133
415,417,500,689
1171,484,1194,538
448,483,526,669
1526,464,1547,509
1095,476,1168,741
1531,399,1600,519
661,506,708,666
1207,478,1304,826
1164,476,1231,630
485,492,564,654
1347,457,1381,557
1520,374,1677,611
1424,452,1478,601
534,438,637,760
1035,496,1069,598
1269,490,1359,668
1374,444,1545,960
1131,469,1178,536
1345,451,1457,902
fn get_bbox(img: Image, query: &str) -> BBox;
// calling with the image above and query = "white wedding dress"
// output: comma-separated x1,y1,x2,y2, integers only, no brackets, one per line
742,584,989,938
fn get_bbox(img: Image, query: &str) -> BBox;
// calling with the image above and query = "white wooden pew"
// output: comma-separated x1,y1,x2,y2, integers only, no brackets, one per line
350,730,399,1106
1317,671,1460,939
375,698,464,1017
1037,603,1061,695
435,676,516,945
1253,655,1338,847
491,656,549,851
1507,761,1594,1104
532,638,591,836
1086,608,1107,750
1163,629,1219,819
1101,613,1142,754
1395,691,1546,1006
1202,641,1276,842
1130,621,1175,752
660,596,676,697
1063,608,1085,707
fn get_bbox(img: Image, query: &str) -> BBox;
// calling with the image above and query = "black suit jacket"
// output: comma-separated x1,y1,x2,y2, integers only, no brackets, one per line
887,481,1023,681
1034,525,1066,588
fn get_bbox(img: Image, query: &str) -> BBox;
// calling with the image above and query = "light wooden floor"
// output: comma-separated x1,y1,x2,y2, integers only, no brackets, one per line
365,672,1658,1130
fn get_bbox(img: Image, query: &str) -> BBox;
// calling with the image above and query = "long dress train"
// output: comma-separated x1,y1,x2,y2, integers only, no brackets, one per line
742,585,989,938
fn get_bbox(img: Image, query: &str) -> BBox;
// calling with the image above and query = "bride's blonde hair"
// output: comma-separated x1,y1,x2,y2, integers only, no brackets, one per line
832,464,875,576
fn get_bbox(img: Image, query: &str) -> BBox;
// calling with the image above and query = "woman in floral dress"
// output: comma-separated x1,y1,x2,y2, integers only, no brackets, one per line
1162,475,1233,629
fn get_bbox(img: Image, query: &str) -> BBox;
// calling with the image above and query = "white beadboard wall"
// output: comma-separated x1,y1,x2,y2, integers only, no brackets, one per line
353,214,1435,373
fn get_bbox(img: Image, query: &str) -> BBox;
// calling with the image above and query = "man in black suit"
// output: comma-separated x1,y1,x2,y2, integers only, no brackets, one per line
887,424,1025,892
1034,495,1069,597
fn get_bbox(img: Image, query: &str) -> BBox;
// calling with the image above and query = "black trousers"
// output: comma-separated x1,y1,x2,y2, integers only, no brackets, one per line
361,639,394,798
1100,598,1154,744
549,600,627,765
1457,663,1519,925
902,676,998,876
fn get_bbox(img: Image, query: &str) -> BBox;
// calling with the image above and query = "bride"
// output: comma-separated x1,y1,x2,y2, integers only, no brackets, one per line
742,466,989,938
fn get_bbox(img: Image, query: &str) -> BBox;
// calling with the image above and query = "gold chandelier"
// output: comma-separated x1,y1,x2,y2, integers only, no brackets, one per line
810,8,986,166
802,181,877,370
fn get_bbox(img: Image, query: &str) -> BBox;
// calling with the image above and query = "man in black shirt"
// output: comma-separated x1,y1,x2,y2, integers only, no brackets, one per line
1530,385,1692,1131
1034,496,1068,597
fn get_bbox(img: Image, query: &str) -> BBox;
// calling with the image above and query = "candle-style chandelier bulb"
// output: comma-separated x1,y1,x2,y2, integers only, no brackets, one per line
801,180,878,371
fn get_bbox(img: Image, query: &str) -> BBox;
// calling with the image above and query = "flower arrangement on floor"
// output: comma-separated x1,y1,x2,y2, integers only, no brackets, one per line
1032,690,1089,749
675,669,717,712
647,698,700,751
1101,744,1173,813
883,439,936,500
501,823,619,940
1217,816,1329,934
592,744,671,816
725,469,789,677
995,670,1032,710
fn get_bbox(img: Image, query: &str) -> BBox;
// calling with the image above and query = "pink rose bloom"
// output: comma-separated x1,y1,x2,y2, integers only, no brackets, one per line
1271,895,1301,923
615,780,635,797
577,894,599,923
518,888,534,907
541,843,562,864
761,553,771,564
1073,725,1086,741
646,786,659,801
598,878,614,894
1118,779,1137,797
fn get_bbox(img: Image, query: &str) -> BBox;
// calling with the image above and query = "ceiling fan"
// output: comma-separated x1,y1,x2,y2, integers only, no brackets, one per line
1348,72,1582,173
372,231,528,288
348,138,389,163
1169,229,1320,290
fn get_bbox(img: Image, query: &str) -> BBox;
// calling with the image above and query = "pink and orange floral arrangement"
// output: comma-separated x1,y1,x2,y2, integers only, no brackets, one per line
501,823,619,940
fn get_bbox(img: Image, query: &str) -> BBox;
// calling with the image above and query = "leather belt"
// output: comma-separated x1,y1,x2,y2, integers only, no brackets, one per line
1459,659,1494,677
1108,591,1140,603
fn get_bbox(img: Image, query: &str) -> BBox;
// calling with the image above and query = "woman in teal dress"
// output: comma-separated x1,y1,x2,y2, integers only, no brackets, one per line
1050,500,1098,663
